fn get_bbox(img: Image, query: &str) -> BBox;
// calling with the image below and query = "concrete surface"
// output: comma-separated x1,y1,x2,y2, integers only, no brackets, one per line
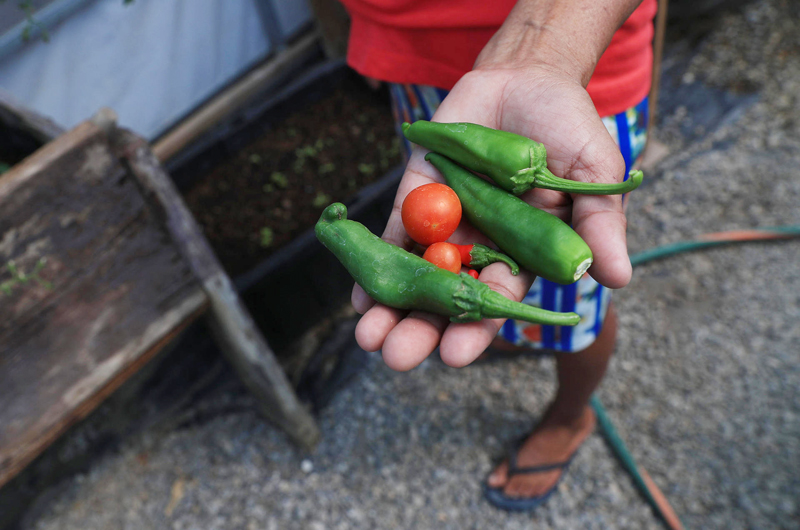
12,0,800,528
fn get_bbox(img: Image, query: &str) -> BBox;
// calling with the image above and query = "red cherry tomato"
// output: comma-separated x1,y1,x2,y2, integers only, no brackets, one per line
467,269,480,279
422,242,462,274
401,183,462,246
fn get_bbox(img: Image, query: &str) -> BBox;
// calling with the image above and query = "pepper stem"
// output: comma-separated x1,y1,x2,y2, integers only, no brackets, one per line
513,168,644,195
469,244,520,275
480,289,580,326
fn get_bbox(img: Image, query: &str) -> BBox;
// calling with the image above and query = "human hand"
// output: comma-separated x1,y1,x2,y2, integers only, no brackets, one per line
351,63,630,371
350,0,646,370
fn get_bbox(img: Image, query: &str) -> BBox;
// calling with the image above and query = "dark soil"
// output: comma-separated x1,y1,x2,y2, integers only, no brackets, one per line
182,76,403,277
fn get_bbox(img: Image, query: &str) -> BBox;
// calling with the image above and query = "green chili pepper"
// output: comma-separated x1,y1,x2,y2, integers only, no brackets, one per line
425,152,593,285
316,203,580,326
403,120,643,196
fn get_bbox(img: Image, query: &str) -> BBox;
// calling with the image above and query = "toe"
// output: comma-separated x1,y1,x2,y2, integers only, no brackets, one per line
503,469,561,500
519,479,545,499
504,477,524,498
487,461,509,488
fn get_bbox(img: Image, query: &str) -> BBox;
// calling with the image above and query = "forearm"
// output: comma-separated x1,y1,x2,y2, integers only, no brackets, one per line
475,0,645,85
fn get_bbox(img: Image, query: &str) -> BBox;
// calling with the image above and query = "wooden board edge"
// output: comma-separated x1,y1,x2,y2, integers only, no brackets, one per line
0,120,104,201
0,289,209,490
0,89,66,143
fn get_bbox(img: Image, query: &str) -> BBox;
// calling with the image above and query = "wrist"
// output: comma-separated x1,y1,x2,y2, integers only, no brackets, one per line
473,0,645,86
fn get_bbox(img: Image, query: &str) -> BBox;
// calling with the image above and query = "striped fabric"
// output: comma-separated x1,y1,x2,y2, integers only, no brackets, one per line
390,83,648,352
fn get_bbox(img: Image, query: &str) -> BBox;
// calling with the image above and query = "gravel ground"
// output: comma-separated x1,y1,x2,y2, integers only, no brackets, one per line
16,0,800,528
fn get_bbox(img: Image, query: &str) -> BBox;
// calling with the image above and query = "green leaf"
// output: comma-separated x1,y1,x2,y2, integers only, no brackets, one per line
259,227,274,247
295,145,317,159
270,171,288,188
319,162,336,174
312,192,331,208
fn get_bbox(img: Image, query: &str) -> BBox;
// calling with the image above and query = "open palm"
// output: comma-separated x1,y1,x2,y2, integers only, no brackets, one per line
352,65,633,371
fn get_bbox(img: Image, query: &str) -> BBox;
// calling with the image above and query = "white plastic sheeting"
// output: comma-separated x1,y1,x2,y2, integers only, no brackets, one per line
0,0,312,139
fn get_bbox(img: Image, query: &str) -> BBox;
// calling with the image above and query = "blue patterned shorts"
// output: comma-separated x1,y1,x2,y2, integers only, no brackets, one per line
389,83,648,352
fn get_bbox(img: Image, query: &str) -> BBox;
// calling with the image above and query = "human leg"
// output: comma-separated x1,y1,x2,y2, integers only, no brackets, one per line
482,99,647,507
485,302,617,500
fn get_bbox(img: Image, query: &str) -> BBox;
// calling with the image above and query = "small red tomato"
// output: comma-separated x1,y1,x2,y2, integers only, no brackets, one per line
467,269,480,279
401,183,461,246
423,242,462,274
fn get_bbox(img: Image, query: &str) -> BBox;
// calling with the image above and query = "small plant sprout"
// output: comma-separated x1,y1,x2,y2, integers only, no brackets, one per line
270,172,289,188
312,192,331,208
358,163,375,175
319,163,336,175
259,227,274,248
1,258,53,295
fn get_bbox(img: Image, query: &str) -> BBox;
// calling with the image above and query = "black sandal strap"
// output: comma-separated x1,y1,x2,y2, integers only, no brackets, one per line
508,451,574,476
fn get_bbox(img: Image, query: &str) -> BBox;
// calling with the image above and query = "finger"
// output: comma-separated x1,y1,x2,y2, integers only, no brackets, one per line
566,141,632,288
351,283,375,314
380,311,449,372
542,107,632,288
354,303,407,352
440,317,506,368
573,200,632,288
439,264,534,367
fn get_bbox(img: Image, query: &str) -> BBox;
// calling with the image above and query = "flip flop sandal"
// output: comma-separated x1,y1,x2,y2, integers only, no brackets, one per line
483,447,576,512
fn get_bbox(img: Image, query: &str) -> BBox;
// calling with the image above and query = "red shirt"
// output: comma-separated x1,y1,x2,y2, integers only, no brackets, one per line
341,0,657,117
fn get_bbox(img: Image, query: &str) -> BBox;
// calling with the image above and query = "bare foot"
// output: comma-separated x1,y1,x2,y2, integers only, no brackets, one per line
487,405,596,499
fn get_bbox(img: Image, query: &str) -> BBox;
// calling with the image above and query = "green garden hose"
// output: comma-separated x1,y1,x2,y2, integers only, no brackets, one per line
629,225,800,267
591,225,800,530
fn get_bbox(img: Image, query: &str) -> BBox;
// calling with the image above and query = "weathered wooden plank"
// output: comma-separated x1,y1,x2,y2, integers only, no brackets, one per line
114,127,320,450
0,118,208,488
0,88,65,145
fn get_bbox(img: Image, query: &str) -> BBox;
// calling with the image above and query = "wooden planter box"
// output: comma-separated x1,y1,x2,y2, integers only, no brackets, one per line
166,60,401,356
0,105,320,497
0,58,398,526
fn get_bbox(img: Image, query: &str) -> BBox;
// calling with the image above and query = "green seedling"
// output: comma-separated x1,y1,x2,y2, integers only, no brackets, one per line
319,163,336,175
259,227,274,248
270,172,288,188
1,258,53,295
312,192,331,208
358,163,375,175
